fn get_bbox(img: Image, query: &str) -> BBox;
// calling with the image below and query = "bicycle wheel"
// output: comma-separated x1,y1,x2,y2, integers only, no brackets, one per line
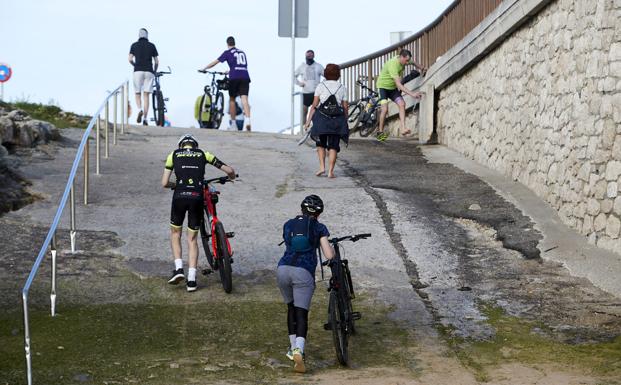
155,92,165,126
214,221,232,293
342,264,356,334
347,103,363,132
212,92,224,129
199,219,215,270
358,112,379,137
329,291,349,365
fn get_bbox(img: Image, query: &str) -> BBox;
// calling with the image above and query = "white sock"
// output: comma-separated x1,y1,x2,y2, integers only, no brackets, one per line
289,334,296,350
295,337,306,353
188,267,197,281
244,116,251,125
229,119,235,126
174,259,183,270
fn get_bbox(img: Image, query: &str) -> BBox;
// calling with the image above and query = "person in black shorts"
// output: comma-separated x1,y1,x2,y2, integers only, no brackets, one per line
199,36,252,131
304,64,349,178
161,134,236,292
295,50,324,126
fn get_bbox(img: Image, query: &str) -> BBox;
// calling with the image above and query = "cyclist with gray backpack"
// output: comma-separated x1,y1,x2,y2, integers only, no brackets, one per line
303,64,349,179
277,195,334,373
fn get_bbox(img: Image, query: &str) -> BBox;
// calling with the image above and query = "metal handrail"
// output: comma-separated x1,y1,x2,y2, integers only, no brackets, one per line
21,79,130,385
340,0,502,103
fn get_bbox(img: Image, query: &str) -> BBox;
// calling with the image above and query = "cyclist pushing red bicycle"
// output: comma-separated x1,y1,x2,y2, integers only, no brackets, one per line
161,134,236,292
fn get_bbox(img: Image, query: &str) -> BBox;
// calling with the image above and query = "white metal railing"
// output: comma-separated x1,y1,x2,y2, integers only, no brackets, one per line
21,79,130,385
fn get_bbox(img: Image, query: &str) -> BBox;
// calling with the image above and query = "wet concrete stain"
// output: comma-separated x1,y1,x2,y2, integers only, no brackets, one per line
343,139,621,342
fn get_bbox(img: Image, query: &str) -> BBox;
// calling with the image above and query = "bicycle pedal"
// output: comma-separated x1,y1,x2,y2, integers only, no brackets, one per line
202,268,213,275
230,257,234,264
351,312,362,320
226,232,235,238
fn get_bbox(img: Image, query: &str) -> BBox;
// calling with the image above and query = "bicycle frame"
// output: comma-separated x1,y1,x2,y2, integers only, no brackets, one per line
200,71,227,128
152,68,171,125
202,184,232,259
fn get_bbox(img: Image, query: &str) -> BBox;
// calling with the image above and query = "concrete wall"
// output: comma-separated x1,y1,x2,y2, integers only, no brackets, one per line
436,0,621,253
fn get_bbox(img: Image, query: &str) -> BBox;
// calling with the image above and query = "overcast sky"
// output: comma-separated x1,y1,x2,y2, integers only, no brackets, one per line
2,0,452,132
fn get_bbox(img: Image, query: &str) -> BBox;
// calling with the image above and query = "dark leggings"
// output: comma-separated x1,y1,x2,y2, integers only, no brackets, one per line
287,302,309,338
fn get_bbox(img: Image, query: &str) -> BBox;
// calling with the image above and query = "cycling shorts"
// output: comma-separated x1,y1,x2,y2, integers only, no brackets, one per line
170,194,203,232
228,79,250,97
378,88,403,105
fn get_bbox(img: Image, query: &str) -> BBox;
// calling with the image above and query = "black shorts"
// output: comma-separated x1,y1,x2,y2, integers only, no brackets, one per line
302,93,315,107
228,79,250,97
170,195,203,232
315,134,340,152
378,88,403,104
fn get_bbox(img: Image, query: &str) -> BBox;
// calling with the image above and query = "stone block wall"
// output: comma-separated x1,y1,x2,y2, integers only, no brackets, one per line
436,0,621,253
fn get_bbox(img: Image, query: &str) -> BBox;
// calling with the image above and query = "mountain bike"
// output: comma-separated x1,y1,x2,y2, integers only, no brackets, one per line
199,175,237,293
323,233,371,365
347,80,380,137
152,66,171,127
196,70,228,129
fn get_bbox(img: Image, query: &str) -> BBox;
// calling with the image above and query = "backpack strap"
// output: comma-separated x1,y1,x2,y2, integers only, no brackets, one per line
322,82,342,97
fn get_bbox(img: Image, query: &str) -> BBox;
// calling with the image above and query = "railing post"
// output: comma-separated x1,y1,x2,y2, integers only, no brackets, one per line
84,138,89,205
300,93,306,129
50,232,57,317
121,84,125,134
125,80,129,132
367,59,373,92
104,100,109,158
113,91,118,145
96,115,100,175
70,182,76,252
22,292,32,385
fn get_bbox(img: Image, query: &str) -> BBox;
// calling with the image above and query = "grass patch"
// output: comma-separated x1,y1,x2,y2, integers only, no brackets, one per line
438,303,621,382
0,278,419,384
0,100,90,129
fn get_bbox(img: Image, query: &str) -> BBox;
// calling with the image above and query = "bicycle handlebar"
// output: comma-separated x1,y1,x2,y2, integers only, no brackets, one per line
204,174,238,185
156,66,172,77
329,233,372,244
355,80,378,97
198,70,228,75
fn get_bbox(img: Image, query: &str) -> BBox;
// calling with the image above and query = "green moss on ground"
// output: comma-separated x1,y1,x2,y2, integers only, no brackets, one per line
439,304,621,382
0,278,419,384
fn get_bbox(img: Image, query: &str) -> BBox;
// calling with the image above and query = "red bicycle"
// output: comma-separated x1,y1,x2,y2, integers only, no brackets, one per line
199,175,236,293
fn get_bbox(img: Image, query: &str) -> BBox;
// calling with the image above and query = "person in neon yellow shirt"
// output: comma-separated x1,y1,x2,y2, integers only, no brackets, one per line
375,49,425,140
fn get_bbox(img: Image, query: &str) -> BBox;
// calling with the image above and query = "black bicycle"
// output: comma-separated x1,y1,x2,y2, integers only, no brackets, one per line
323,233,371,366
152,66,171,127
347,80,380,137
196,70,228,129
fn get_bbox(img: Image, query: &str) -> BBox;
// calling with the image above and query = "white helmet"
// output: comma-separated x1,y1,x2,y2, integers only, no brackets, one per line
178,134,198,148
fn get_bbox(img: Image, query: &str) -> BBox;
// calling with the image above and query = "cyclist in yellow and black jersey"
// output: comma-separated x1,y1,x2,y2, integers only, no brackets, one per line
161,134,236,292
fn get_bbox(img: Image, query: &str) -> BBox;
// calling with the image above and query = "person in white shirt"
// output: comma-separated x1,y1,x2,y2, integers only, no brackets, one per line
295,50,324,126
304,64,349,179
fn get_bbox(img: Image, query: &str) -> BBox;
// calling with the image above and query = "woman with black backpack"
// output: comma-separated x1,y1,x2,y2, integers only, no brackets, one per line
303,64,349,178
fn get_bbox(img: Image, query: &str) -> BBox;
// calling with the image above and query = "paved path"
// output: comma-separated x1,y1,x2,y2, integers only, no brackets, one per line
4,125,621,384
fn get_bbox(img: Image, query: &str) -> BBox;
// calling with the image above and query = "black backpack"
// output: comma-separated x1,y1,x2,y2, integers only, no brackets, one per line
318,83,344,117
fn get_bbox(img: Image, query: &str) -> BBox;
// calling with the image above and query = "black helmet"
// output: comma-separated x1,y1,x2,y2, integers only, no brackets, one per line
301,194,324,215
178,134,198,148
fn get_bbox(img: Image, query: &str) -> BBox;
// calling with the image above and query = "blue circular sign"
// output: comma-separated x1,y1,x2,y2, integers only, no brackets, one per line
0,64,12,83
